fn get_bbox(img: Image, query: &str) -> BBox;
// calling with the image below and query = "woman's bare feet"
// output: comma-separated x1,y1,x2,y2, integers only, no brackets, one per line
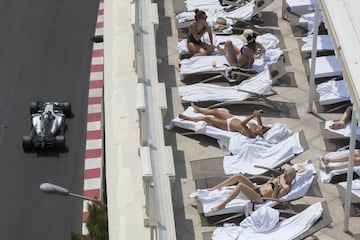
317,155,331,173
179,113,190,120
329,120,346,130
253,109,264,117
208,186,222,191
322,157,330,165
211,203,226,212
191,102,201,112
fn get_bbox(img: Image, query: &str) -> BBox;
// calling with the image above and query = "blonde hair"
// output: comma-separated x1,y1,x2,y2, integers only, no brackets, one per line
284,166,296,179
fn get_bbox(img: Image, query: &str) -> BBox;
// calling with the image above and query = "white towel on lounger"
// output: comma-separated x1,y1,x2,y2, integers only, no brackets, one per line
224,131,304,175
178,68,272,102
339,179,360,198
176,0,255,25
316,80,350,105
212,201,323,240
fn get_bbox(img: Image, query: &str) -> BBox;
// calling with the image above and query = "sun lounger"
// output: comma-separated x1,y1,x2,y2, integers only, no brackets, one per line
178,68,274,106
179,48,284,81
177,32,281,59
223,131,304,175
165,107,305,162
316,80,350,105
319,121,360,152
211,201,323,240
202,200,330,240
308,55,342,79
283,0,315,13
301,34,334,57
299,11,323,34
323,120,360,140
175,0,249,13
339,179,360,199
176,0,273,27
189,161,316,217
182,0,226,12
176,0,256,25
190,132,308,186
337,179,360,217
316,150,360,183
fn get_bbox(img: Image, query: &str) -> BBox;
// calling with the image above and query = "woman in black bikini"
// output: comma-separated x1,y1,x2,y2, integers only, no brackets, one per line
210,167,296,212
187,9,215,57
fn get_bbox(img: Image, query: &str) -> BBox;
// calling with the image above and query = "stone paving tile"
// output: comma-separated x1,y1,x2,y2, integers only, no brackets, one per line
159,0,360,239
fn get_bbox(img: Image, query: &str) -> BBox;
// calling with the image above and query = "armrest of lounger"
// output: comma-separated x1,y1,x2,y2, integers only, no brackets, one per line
253,165,283,175
213,205,298,225
213,212,245,225
222,0,247,8
261,197,286,203
224,67,257,82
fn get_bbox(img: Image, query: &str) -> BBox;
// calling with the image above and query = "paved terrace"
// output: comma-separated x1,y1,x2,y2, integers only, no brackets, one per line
106,0,360,239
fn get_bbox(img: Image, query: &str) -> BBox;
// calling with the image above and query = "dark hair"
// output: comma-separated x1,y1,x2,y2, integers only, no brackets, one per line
194,9,206,21
246,33,257,43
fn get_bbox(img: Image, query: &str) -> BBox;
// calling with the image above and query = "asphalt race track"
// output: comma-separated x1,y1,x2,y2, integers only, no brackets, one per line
0,0,100,239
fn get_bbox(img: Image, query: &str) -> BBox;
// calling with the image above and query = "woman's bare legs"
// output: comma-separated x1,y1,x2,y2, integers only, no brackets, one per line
324,159,360,173
222,40,240,67
321,150,360,173
191,103,232,120
323,150,360,164
187,43,214,57
209,173,255,191
211,183,263,212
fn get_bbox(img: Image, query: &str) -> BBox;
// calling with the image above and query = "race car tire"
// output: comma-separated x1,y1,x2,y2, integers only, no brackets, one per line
22,136,33,151
60,102,71,117
30,102,39,114
55,135,66,150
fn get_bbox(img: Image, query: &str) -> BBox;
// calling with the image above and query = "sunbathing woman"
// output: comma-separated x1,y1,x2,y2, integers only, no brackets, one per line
187,9,215,57
179,103,270,138
318,149,360,173
218,29,266,69
210,167,296,212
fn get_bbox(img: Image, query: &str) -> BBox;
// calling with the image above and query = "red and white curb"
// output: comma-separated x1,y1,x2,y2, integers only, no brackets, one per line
82,0,104,235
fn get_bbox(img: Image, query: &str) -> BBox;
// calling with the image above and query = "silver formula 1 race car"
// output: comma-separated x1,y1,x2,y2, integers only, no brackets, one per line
22,101,71,151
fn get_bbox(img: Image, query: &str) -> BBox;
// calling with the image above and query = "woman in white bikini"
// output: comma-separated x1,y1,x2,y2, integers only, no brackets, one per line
178,103,270,138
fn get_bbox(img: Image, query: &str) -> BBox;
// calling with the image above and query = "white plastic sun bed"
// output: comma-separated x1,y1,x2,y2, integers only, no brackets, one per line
190,161,316,217
338,179,360,199
301,35,334,53
317,150,360,183
212,201,323,240
176,0,256,25
177,33,280,56
178,68,273,103
166,107,304,165
309,55,342,79
179,48,283,81
316,80,350,105
285,0,315,13
323,120,360,140
298,11,324,35
183,0,225,12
